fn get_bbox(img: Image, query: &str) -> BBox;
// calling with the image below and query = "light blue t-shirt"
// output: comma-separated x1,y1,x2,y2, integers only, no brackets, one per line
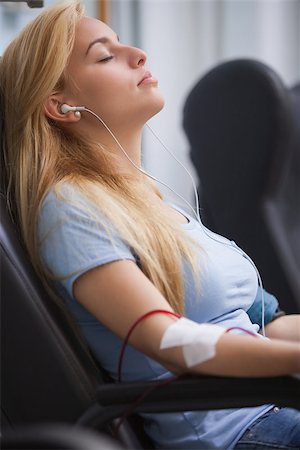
38,183,273,450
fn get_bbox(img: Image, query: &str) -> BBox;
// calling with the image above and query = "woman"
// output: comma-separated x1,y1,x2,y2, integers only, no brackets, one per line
1,1,299,449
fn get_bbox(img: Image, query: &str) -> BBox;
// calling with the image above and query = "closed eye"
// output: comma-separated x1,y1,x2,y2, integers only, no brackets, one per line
99,56,114,63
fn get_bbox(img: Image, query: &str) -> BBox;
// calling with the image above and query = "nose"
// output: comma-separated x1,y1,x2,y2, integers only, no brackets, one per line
129,46,147,68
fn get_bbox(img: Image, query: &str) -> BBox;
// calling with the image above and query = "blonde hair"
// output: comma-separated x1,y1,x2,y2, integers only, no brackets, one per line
0,0,200,314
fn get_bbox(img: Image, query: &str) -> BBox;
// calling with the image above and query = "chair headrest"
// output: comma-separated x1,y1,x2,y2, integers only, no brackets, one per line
183,59,292,207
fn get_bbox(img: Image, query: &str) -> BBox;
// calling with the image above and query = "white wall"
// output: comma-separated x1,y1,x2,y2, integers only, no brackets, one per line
0,2,41,52
111,0,300,206
0,0,97,54
137,1,202,206
221,0,300,85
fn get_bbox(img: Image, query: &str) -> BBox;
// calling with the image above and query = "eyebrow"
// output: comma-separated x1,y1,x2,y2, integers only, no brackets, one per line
85,35,120,56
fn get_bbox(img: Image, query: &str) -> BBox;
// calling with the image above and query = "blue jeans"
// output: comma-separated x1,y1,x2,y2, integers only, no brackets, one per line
234,406,300,449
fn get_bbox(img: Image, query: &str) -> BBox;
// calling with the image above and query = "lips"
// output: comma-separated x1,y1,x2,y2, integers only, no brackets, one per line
138,71,155,86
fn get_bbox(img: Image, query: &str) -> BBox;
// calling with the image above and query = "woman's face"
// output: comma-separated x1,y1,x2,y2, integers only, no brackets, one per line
64,17,165,131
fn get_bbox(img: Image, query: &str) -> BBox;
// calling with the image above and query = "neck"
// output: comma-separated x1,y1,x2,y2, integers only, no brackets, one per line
77,118,144,177
111,130,143,176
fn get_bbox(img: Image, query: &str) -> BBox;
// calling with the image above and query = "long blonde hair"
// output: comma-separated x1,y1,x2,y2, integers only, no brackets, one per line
0,0,200,314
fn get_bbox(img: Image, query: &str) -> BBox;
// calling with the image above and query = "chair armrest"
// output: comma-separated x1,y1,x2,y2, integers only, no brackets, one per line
77,374,300,428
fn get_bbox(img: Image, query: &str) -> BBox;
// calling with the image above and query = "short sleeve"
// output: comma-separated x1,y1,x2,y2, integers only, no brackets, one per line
38,186,136,297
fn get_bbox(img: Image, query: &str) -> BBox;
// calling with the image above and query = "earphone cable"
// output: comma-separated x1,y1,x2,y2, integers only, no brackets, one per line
84,107,201,223
82,106,266,336
146,123,201,223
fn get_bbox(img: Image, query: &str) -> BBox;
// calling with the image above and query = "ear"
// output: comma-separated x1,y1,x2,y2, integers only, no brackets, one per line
43,95,80,123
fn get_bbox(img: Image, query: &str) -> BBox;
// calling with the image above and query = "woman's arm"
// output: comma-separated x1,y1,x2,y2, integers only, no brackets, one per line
243,286,299,343
74,260,300,377
265,315,300,342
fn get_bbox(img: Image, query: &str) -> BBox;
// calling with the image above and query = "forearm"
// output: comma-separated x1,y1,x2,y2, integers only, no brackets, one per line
160,333,300,377
264,315,300,342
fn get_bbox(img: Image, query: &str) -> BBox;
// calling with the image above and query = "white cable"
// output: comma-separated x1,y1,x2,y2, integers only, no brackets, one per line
82,106,266,336
145,123,266,335
83,108,200,214
146,123,201,223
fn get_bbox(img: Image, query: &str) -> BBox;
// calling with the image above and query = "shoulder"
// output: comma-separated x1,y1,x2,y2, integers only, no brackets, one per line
38,182,136,296
40,183,92,221
38,182,109,239
38,182,132,247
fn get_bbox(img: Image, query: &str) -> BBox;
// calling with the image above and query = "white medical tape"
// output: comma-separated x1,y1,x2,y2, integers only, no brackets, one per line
160,317,226,367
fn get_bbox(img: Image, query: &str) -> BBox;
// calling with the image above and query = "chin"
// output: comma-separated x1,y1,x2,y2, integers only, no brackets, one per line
143,91,165,121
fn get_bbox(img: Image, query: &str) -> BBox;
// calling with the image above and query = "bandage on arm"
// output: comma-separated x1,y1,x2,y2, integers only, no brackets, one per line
160,317,227,368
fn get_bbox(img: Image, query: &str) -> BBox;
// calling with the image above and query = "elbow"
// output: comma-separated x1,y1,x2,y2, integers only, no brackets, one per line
156,347,193,376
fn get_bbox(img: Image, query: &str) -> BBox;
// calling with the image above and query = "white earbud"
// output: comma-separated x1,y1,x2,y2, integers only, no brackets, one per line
60,104,85,114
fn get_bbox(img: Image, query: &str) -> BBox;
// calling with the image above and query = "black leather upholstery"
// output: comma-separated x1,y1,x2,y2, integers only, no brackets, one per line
1,64,299,449
1,424,121,449
263,82,300,306
183,59,300,313
0,194,100,425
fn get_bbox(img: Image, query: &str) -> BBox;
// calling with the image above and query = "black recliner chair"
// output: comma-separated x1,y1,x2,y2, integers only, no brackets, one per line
2,424,121,450
263,81,300,311
183,59,300,314
1,88,300,450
